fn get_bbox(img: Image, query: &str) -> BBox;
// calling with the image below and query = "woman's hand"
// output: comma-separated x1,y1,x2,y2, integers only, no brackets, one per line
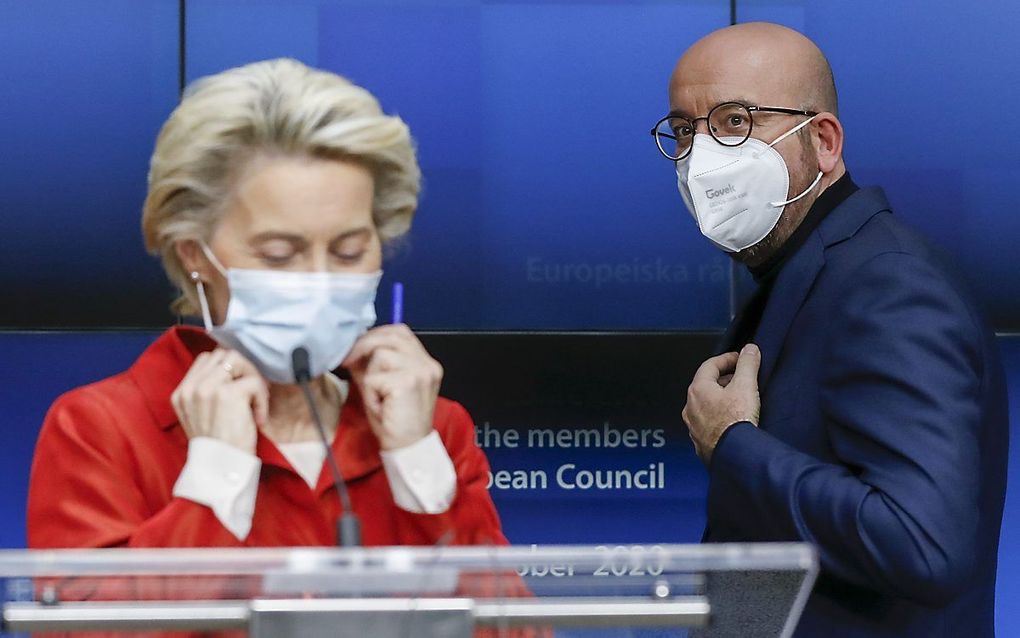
342,324,443,450
170,348,269,455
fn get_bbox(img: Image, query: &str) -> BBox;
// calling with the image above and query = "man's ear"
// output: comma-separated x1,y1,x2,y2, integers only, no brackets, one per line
813,112,844,174
174,239,211,281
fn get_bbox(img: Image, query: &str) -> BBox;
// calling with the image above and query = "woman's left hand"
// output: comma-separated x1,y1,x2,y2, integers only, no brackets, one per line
341,324,443,450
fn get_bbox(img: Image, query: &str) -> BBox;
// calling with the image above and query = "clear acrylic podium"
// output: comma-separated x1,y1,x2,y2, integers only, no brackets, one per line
0,543,817,637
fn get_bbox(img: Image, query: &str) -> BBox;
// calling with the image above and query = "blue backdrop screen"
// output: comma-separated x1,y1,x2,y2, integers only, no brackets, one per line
0,0,179,327
4,1,1018,330
186,0,731,330
737,0,1020,328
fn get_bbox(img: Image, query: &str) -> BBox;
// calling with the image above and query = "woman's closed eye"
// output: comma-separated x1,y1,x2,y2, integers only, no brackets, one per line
330,230,372,265
256,239,300,265
333,249,366,264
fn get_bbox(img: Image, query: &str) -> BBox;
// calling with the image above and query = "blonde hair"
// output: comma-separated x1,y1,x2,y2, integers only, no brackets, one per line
142,58,421,315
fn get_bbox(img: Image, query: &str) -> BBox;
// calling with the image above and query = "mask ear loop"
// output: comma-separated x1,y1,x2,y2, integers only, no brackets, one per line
192,242,228,331
756,114,824,207
771,170,823,207
191,272,214,331
767,114,816,148
750,114,817,159
198,241,229,278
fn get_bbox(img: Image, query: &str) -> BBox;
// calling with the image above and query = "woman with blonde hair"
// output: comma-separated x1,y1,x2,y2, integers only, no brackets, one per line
28,58,505,549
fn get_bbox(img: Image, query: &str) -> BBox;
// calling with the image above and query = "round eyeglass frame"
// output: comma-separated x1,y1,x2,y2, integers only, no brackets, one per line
650,102,818,161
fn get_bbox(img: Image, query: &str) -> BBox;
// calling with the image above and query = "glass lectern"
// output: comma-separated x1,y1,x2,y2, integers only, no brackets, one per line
0,543,817,637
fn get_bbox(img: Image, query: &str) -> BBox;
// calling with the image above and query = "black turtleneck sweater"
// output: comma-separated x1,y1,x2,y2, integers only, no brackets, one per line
728,172,859,350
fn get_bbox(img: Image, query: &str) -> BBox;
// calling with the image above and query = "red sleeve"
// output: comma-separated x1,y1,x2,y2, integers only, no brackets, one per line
393,400,508,546
27,387,243,549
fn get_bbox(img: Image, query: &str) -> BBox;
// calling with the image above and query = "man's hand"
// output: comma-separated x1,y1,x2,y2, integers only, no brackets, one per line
682,343,762,464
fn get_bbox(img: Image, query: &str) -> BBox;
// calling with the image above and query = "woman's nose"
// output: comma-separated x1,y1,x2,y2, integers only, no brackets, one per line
308,251,331,273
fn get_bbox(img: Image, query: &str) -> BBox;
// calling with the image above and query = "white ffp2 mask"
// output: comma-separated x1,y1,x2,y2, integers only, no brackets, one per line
676,117,822,253
195,244,381,384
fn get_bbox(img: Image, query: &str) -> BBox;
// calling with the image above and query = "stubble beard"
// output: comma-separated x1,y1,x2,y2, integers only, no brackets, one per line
733,132,819,268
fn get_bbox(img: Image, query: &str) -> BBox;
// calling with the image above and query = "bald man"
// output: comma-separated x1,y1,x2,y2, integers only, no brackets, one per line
664,23,1008,636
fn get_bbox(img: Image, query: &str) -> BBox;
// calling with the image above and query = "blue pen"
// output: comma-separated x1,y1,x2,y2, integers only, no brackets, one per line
392,282,404,324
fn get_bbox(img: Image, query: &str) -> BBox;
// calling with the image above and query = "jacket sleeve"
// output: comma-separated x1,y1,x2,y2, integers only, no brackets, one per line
706,251,985,607
392,401,508,546
27,388,245,549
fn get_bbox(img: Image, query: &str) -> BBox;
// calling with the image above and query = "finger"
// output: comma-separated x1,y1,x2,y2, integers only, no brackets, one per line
343,325,426,369
360,372,386,421
718,373,734,388
177,351,218,427
217,377,269,431
191,350,238,427
222,352,269,427
368,349,443,394
205,348,228,368
170,387,187,431
205,348,252,382
220,349,261,381
172,355,199,413
692,352,739,385
176,349,241,436
189,349,226,386
371,323,419,345
226,371,269,427
254,388,269,429
183,351,215,385
190,349,230,390
342,333,375,372
732,343,762,389
364,347,414,375
226,376,270,417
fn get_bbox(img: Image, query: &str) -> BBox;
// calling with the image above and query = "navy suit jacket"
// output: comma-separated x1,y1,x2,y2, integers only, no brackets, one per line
705,187,1009,636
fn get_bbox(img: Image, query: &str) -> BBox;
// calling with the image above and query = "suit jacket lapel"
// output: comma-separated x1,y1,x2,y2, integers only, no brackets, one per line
752,232,826,388
748,187,891,388
716,311,743,355
716,282,765,356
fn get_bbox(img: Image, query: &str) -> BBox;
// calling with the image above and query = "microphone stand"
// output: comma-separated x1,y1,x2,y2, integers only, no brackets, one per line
292,347,361,547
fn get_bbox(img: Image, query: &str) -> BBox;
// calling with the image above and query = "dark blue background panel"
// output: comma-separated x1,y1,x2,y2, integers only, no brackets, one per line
0,1,180,328
0,332,159,547
998,336,1020,633
187,0,731,330
423,332,717,544
736,0,1020,330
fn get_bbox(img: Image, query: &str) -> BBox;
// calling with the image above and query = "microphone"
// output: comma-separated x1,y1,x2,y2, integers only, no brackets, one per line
292,347,361,547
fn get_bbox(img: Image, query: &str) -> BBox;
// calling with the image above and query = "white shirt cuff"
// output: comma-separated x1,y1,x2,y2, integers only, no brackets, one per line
172,437,261,541
380,430,456,514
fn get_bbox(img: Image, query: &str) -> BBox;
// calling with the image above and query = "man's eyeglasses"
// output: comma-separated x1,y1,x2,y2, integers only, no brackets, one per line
651,101,817,161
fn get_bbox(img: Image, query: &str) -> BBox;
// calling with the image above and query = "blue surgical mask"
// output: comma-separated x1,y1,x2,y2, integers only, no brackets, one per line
195,243,381,384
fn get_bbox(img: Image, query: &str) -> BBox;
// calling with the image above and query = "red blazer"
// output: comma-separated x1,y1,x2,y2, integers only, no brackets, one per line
28,326,507,549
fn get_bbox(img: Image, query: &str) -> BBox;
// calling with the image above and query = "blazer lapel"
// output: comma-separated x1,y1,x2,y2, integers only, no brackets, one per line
716,278,770,356
752,231,826,388
719,188,891,388
744,187,891,388
716,313,743,355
